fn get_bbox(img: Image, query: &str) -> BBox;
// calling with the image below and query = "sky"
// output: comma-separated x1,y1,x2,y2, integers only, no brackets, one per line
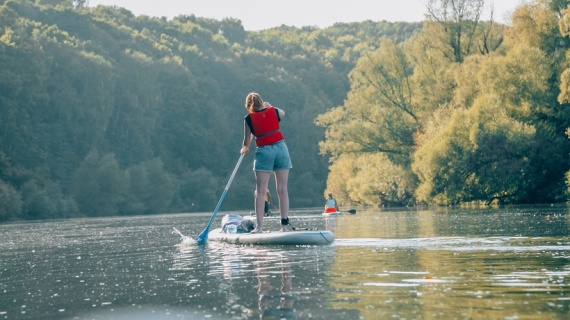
87,0,526,31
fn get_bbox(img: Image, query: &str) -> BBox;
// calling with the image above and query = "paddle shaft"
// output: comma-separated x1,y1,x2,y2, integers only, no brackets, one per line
195,153,245,244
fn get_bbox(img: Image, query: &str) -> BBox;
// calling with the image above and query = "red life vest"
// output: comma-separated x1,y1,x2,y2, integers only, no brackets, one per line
250,107,284,146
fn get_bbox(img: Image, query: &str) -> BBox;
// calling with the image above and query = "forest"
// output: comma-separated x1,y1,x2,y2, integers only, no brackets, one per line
0,0,568,222
318,0,570,207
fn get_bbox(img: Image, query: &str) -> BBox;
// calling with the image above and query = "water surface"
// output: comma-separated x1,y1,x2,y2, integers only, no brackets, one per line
1,205,569,319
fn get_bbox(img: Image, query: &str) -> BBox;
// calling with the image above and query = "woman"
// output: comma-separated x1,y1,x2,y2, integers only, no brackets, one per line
240,92,292,233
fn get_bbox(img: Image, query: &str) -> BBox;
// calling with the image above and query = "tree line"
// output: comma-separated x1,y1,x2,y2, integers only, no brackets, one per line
0,0,420,221
3,0,565,222
317,0,570,206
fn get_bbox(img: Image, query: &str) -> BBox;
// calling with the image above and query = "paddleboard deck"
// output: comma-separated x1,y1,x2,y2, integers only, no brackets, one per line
208,228,335,245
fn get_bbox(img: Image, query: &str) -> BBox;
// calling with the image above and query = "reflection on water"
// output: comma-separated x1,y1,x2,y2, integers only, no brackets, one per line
336,236,570,251
324,205,570,319
1,206,570,319
329,244,570,319
171,241,357,319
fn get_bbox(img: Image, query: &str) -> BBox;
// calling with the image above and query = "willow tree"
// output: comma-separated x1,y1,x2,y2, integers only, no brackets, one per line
316,39,419,205
425,0,485,63
318,40,419,159
554,0,570,196
413,44,554,204
413,102,539,205
507,0,570,202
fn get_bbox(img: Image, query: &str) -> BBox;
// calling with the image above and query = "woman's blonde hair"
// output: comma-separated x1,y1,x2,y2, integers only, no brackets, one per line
245,92,264,113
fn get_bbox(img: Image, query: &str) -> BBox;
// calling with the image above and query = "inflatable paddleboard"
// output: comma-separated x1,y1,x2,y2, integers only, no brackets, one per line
208,228,334,245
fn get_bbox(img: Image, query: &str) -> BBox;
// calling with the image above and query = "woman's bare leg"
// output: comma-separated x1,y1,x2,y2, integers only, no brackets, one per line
252,171,271,233
274,169,289,231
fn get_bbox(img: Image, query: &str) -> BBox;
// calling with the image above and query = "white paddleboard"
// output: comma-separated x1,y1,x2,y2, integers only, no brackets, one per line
322,211,342,216
208,228,335,245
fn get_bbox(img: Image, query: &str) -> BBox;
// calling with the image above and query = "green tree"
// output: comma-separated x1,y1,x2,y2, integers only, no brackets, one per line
316,39,421,205
328,153,416,206
407,31,458,114
502,1,570,202
317,39,418,161
425,0,485,62
0,179,22,221
21,179,78,219
123,158,176,215
506,0,565,56
70,150,128,216
413,43,557,204
219,18,246,44
175,168,220,212
413,102,537,205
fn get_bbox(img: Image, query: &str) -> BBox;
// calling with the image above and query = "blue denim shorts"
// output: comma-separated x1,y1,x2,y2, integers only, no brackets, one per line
254,140,293,172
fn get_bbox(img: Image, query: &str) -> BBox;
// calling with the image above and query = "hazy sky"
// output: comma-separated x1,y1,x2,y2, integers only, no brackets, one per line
88,0,526,31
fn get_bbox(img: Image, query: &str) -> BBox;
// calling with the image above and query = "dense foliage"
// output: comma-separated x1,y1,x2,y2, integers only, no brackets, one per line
4,0,565,221
0,0,421,220
317,0,570,206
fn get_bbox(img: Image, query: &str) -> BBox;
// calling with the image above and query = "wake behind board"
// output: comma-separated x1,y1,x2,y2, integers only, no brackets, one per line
208,228,335,245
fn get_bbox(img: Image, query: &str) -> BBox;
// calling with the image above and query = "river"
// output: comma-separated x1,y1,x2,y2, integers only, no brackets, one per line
1,205,569,319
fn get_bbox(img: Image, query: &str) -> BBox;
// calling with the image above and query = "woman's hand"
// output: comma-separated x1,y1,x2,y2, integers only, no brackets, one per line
240,146,249,154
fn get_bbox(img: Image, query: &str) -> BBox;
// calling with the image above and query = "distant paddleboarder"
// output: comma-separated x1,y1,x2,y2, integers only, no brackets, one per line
324,192,339,213
254,189,272,216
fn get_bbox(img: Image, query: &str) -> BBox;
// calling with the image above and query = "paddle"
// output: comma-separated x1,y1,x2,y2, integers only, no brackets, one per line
347,209,356,214
195,153,245,244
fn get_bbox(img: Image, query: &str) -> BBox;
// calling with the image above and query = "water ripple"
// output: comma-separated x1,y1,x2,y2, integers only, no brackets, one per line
334,236,570,251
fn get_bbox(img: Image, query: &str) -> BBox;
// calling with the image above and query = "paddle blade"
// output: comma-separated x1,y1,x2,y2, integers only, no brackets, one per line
347,209,356,214
195,227,210,245
193,154,245,245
